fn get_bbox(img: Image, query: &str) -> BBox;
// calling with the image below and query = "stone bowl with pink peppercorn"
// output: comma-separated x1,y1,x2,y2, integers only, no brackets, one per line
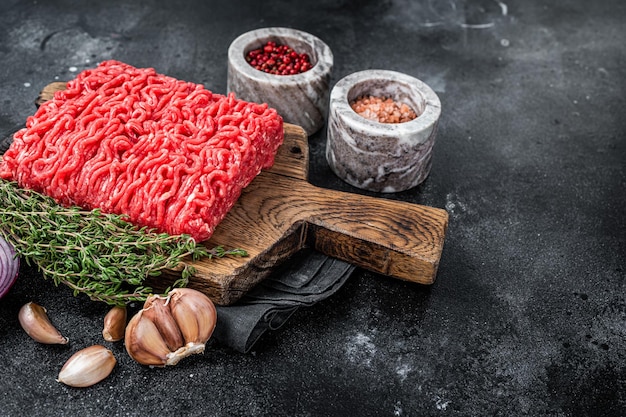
326,69,442,193
227,27,333,136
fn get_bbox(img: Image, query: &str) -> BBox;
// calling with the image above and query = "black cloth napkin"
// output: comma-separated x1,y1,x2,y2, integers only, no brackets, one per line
213,248,355,353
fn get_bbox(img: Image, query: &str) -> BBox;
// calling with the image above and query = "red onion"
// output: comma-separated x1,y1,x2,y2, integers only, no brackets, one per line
0,236,19,298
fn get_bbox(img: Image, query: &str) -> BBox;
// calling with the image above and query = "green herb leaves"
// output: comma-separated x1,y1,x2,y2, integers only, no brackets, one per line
0,180,246,305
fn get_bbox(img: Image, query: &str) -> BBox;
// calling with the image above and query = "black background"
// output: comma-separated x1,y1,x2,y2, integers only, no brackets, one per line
1,0,625,416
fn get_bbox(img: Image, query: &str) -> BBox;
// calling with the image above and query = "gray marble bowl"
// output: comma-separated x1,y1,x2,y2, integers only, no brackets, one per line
227,27,333,136
326,69,441,193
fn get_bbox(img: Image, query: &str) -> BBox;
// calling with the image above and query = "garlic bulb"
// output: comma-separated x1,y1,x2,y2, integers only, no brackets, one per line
125,288,217,367
57,345,116,387
18,302,69,344
102,305,127,342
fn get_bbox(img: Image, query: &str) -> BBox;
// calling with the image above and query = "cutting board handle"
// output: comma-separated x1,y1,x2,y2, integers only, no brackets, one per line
295,183,448,284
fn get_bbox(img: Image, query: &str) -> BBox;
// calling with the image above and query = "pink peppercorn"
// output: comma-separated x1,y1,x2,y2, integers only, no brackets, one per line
246,41,313,75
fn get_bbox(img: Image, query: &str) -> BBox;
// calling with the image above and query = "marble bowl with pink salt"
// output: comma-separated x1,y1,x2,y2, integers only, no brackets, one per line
326,69,442,193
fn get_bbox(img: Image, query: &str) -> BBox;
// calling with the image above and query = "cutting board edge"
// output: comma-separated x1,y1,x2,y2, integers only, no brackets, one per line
184,220,308,305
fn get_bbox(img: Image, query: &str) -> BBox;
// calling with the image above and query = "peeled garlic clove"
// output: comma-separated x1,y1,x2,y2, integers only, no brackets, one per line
102,305,127,342
57,345,116,388
168,288,217,346
124,310,172,367
142,295,184,351
18,301,69,345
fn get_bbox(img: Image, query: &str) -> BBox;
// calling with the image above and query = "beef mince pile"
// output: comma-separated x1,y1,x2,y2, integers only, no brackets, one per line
0,60,284,242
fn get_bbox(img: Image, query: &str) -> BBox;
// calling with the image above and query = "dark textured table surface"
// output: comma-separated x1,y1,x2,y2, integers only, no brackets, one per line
1,1,625,416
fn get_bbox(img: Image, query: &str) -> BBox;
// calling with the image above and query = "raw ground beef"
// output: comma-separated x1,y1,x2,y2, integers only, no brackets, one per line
0,60,284,242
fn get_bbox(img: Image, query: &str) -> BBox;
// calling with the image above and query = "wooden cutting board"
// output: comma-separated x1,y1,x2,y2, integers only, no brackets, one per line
36,82,449,305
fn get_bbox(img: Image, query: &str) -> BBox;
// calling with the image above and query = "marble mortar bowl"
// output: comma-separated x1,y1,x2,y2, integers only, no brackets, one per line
227,27,333,136
326,69,442,193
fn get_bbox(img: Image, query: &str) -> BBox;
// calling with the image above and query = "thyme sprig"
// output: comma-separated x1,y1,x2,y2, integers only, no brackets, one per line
0,180,246,305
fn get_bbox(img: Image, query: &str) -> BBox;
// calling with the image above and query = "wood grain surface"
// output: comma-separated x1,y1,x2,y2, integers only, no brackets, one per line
35,82,449,305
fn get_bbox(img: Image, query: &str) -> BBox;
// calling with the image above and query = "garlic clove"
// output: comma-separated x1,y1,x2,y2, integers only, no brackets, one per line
170,297,200,345
57,345,116,388
142,295,184,352
18,301,69,345
168,288,217,346
102,305,127,342
124,310,171,367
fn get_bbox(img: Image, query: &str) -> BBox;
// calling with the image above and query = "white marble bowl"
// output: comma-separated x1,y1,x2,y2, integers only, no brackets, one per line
326,69,441,193
227,27,333,136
